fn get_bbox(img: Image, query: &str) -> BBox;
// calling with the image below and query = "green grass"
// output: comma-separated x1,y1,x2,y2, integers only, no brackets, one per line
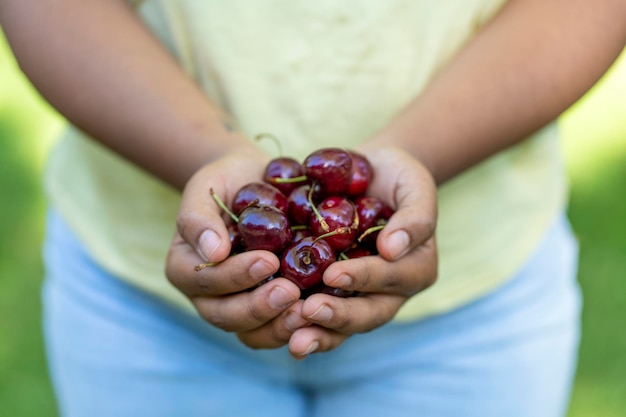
1,27,625,416
0,30,62,417
560,50,626,417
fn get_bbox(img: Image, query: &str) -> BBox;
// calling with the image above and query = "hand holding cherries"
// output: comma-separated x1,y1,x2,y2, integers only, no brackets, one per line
197,144,394,298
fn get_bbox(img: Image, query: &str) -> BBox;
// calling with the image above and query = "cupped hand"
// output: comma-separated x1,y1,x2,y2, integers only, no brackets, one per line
288,146,439,358
165,149,308,348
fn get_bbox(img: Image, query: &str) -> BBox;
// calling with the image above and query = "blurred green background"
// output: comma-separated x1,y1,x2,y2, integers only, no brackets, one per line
1,27,624,416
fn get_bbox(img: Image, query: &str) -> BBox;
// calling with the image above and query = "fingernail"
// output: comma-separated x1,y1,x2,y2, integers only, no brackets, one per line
198,230,222,262
250,259,275,279
303,341,319,356
387,230,410,260
332,274,352,287
285,312,307,332
309,304,333,322
269,286,296,310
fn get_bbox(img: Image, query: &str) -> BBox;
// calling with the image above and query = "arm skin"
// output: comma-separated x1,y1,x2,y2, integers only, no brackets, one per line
0,0,256,190
2,0,625,358
365,0,626,184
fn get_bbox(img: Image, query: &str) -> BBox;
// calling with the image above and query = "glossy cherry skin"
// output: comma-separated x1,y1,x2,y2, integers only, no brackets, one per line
341,246,373,259
354,196,393,235
287,184,315,226
303,148,352,197
346,151,373,197
237,204,292,253
353,196,393,251
280,237,335,290
310,196,358,252
232,182,288,215
263,157,308,196
227,223,243,255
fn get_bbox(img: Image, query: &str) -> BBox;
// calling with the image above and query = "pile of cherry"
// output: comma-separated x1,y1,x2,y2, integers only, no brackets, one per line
198,147,393,298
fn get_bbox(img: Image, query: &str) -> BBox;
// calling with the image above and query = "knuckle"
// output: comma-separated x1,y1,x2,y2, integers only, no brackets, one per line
270,325,292,346
175,209,194,238
382,273,404,292
195,302,235,332
245,300,269,326
176,209,206,243
424,221,437,240
351,264,372,291
330,305,354,332
230,267,256,291
422,270,438,291
412,218,436,243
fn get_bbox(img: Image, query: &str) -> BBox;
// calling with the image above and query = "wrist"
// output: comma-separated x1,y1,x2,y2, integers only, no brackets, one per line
356,139,439,186
172,117,263,190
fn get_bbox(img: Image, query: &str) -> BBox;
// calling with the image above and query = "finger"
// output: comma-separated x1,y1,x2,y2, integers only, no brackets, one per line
323,237,438,295
166,233,280,296
363,147,438,261
191,277,301,333
236,300,312,349
288,326,349,359
177,153,271,262
377,197,436,262
177,170,233,264
300,292,406,335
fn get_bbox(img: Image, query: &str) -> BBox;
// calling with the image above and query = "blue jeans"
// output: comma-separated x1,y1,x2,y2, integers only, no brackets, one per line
42,211,581,417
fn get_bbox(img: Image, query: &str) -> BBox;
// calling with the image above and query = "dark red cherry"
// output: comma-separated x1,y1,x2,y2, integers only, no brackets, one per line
354,196,393,235
346,151,373,197
232,182,288,215
290,226,311,243
310,196,358,252
227,223,243,254
341,246,373,259
287,184,316,225
280,237,335,290
263,157,308,196
303,148,352,196
237,204,292,253
354,196,394,251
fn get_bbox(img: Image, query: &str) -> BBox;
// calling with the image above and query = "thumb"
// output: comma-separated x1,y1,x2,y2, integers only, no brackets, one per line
177,171,232,264
363,148,437,262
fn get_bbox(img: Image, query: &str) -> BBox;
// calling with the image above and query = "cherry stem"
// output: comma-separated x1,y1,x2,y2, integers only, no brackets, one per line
210,188,239,223
314,227,351,243
255,132,284,156
290,225,309,231
339,252,350,261
195,261,220,272
241,198,260,212
358,224,386,242
273,175,308,184
308,182,330,232
351,205,360,230
303,227,351,265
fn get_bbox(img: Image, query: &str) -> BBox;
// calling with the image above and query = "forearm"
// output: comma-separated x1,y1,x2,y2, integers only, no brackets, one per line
366,0,626,184
0,0,252,190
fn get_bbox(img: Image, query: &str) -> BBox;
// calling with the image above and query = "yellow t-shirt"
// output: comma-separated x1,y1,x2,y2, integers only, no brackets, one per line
44,0,567,321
